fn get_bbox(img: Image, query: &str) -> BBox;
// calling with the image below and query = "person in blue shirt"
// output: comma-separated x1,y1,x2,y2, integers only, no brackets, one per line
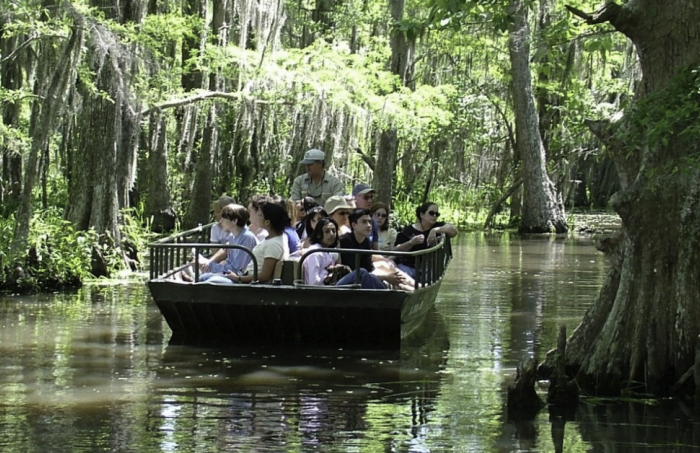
194,204,259,283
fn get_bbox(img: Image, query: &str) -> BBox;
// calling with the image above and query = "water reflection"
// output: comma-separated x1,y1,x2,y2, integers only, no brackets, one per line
1,233,700,452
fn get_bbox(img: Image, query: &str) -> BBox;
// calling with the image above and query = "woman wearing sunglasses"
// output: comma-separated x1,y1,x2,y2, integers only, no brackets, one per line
393,201,458,279
324,195,353,236
370,202,397,251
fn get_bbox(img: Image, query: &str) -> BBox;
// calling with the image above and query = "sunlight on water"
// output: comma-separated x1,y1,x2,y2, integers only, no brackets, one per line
2,232,700,452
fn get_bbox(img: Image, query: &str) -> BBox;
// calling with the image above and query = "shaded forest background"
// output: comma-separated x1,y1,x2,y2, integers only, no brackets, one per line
1,0,631,288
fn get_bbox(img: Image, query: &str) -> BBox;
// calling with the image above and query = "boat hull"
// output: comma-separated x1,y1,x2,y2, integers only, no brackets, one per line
148,280,442,348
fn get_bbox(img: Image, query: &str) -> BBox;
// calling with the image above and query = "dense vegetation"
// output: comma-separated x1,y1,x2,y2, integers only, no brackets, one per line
1,0,634,290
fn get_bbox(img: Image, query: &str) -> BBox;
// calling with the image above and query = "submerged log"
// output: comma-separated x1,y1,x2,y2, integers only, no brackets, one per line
507,356,544,419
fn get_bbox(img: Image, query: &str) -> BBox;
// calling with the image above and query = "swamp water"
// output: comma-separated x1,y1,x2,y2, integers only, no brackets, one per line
1,231,700,452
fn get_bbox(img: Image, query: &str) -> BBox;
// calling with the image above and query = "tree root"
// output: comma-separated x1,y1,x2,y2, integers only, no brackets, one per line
507,356,544,420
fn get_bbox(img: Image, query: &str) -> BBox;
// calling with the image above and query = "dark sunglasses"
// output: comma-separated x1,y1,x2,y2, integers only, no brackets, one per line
337,211,350,216
362,194,375,201
373,212,387,218
427,210,440,218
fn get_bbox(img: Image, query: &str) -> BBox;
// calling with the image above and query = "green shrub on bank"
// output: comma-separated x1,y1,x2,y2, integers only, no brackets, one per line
0,209,120,293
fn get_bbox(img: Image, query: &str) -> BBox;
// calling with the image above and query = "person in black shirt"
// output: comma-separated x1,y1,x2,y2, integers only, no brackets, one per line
337,209,404,289
394,202,458,279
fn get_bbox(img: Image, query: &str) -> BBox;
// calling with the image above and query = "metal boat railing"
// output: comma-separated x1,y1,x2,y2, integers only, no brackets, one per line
148,225,452,287
150,223,221,280
297,236,452,288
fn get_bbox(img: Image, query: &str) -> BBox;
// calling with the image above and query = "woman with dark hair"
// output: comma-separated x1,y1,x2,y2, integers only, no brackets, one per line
300,206,328,249
370,202,397,251
247,194,271,242
196,204,259,283
295,196,319,239
273,196,302,254
217,203,290,284
394,201,458,278
302,218,344,285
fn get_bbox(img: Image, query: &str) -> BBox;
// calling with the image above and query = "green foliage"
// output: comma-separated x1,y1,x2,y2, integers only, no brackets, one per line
620,65,700,168
0,0,643,290
119,205,157,260
0,209,123,293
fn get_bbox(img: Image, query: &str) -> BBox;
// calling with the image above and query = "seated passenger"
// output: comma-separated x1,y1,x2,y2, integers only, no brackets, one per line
336,209,405,289
324,195,353,236
300,206,328,249
295,196,319,240
220,203,291,284
196,204,259,283
394,201,458,279
302,218,346,286
247,195,271,242
210,195,236,244
274,196,302,255
370,202,397,251
352,183,379,250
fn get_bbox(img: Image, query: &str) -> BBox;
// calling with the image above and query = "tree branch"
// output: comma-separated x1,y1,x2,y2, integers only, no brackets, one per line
565,1,638,38
483,178,522,229
566,2,622,25
140,90,292,115
354,146,376,171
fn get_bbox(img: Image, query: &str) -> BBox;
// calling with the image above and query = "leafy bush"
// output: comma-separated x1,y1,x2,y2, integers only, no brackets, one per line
0,209,121,292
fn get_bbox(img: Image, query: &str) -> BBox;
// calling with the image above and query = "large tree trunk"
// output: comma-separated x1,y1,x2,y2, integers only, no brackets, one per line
181,0,204,90
184,105,217,228
375,129,397,205
0,25,24,213
12,17,82,257
560,1,700,396
66,63,121,243
373,0,414,206
145,114,176,232
508,0,567,234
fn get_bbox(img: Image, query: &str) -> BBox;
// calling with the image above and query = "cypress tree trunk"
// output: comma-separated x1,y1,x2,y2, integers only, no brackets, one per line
182,0,204,90
66,63,121,243
373,0,414,205
145,114,176,232
184,105,217,228
12,19,83,257
507,0,567,234
0,26,24,212
559,0,700,396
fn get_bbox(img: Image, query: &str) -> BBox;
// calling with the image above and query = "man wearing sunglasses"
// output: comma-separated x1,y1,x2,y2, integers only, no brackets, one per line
352,183,380,250
291,149,344,206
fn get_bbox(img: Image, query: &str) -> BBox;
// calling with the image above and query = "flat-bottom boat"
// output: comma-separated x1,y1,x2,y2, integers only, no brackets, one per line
147,225,452,348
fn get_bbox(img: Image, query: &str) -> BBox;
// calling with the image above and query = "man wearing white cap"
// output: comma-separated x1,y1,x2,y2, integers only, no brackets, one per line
291,149,344,206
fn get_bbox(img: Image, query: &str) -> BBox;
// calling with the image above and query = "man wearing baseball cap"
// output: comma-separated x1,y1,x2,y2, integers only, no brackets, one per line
352,183,379,250
291,149,344,206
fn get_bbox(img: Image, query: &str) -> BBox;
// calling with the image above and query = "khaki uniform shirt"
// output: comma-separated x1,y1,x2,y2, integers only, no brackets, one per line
291,171,344,206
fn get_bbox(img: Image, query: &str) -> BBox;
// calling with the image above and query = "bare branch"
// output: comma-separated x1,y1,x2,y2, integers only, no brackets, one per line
566,1,638,38
140,90,292,115
483,178,522,230
353,146,376,171
566,2,623,25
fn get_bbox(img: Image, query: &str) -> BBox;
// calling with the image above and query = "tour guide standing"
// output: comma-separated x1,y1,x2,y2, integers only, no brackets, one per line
291,149,344,206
